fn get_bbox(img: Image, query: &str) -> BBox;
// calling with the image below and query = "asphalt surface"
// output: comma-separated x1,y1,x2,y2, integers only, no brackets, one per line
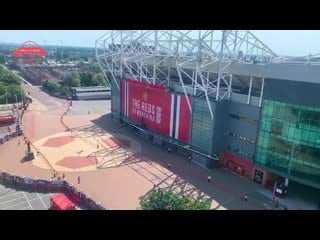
69,100,110,116
0,184,53,210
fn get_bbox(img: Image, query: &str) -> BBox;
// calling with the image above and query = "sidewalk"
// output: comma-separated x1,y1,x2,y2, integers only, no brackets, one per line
258,189,318,210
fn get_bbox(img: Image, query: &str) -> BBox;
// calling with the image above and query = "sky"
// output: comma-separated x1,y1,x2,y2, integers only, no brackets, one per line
0,30,319,56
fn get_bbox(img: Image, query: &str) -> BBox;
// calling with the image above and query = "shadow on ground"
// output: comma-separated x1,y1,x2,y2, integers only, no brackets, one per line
88,114,265,210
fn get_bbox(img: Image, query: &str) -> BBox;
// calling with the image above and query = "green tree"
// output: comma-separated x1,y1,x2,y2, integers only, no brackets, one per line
91,62,101,73
80,72,93,86
6,84,23,103
140,188,211,210
92,73,107,86
59,85,70,97
43,80,61,94
0,54,6,64
0,71,20,85
64,71,81,87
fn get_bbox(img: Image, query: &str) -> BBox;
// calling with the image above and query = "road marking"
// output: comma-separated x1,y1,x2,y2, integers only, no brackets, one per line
0,196,25,204
263,202,272,209
0,190,17,198
22,192,33,210
37,193,48,208
2,202,29,210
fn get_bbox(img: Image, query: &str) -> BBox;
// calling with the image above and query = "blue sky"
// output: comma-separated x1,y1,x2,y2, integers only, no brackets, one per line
0,30,319,56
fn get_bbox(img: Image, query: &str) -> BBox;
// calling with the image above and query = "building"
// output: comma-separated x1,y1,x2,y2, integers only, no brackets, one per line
96,30,320,193
71,86,111,100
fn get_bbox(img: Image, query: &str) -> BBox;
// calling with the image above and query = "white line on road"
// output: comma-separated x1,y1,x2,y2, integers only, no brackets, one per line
2,202,29,210
37,193,48,208
263,202,272,209
22,192,33,210
0,196,25,205
0,191,18,198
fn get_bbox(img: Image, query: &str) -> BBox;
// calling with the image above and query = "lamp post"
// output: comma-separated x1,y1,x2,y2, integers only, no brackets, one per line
5,88,8,104
20,87,23,106
76,150,83,183
272,181,278,203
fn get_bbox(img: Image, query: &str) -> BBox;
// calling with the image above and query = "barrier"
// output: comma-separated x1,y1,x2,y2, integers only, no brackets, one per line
49,180,65,192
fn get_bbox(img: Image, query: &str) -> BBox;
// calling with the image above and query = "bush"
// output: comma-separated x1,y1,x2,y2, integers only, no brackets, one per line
140,188,211,210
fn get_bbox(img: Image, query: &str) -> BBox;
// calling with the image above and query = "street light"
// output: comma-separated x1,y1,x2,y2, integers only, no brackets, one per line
272,181,278,203
76,150,83,177
5,88,8,104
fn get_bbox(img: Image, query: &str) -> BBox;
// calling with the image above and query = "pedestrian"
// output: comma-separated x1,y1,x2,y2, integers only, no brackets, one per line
207,176,211,183
167,163,171,169
18,139,20,146
167,147,171,153
96,144,99,149
188,155,192,161
244,195,248,202
62,173,65,179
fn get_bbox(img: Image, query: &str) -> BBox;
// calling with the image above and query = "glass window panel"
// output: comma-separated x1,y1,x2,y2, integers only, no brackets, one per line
282,125,289,138
288,127,295,138
309,131,317,143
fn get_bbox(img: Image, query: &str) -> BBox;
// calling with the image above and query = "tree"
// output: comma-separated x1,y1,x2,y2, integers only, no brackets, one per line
0,54,6,64
59,85,70,97
43,80,61,94
6,84,23,102
80,72,93,86
92,73,107,86
0,71,20,85
63,71,81,87
91,62,101,73
140,188,211,210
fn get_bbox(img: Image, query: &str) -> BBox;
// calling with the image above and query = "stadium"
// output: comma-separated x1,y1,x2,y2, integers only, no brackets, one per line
96,30,320,194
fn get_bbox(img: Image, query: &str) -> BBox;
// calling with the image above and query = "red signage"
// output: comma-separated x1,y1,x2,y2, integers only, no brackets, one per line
13,41,47,58
120,80,126,115
175,95,192,143
223,151,254,170
127,80,173,136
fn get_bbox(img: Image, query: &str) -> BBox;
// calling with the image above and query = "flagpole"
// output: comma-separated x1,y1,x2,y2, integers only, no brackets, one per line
20,85,23,106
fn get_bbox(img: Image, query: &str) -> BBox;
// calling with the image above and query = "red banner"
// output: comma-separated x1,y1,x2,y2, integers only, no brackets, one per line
120,80,126,115
176,95,192,143
127,80,173,136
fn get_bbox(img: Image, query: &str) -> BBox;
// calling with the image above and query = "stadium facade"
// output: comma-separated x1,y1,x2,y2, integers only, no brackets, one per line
96,30,320,191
